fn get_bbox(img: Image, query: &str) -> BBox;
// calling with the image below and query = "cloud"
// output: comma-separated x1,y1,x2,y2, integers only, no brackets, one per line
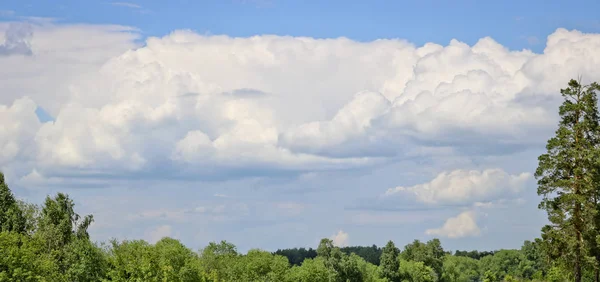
110,2,142,9
0,21,140,115
275,202,305,216
0,98,41,166
0,23,33,56
1,25,600,185
425,211,481,238
330,230,349,247
384,169,530,205
146,225,172,243
0,10,15,17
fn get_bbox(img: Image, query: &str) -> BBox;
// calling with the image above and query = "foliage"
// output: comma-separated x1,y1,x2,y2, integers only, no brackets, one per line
440,255,479,282
398,259,436,282
274,247,318,266
0,173,26,234
535,79,600,281
380,240,400,282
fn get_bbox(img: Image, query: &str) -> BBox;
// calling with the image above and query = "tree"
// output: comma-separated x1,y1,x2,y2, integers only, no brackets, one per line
380,240,400,282
37,193,93,251
440,255,479,282
0,172,26,234
399,259,436,282
316,238,345,282
479,250,525,281
63,238,108,282
401,239,445,279
199,240,239,281
341,245,382,265
274,247,318,266
535,79,600,282
286,257,331,282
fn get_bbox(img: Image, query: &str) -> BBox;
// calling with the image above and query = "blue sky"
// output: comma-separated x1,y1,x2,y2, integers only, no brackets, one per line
2,0,600,53
1,0,600,253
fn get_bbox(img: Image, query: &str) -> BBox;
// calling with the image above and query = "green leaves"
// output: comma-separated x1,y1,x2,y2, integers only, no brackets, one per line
535,79,600,281
380,240,400,282
0,172,26,234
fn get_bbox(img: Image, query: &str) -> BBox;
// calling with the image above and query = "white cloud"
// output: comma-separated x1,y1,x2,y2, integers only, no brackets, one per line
0,21,140,115
146,225,172,243
330,230,349,247
0,98,40,166
110,2,142,9
384,169,530,205
425,211,481,238
275,202,305,216
1,24,600,184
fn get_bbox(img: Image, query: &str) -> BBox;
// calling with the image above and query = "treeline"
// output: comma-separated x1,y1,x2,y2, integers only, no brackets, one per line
274,245,495,267
274,245,382,266
0,172,564,281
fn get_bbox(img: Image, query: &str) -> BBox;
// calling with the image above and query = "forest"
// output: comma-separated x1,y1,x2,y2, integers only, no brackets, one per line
0,79,599,281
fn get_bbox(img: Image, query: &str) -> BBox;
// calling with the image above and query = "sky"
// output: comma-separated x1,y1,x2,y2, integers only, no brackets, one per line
1,0,600,253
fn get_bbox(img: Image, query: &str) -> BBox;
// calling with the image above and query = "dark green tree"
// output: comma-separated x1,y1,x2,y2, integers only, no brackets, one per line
379,240,400,282
0,172,26,234
535,79,600,282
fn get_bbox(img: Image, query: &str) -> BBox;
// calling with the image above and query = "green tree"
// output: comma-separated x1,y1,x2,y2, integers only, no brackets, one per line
229,249,290,281
0,231,62,281
63,238,108,282
17,201,40,236
399,259,436,282
479,250,524,281
105,239,160,281
37,193,93,251
199,240,239,281
440,255,479,282
535,79,600,282
401,239,445,279
0,172,26,234
520,239,547,279
154,237,203,282
380,240,400,282
286,257,331,282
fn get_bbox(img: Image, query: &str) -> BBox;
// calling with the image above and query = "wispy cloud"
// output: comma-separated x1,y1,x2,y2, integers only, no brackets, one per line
0,10,15,17
18,16,59,24
111,2,142,9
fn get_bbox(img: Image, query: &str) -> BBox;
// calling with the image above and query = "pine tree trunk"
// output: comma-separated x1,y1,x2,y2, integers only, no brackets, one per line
594,266,599,282
575,247,582,282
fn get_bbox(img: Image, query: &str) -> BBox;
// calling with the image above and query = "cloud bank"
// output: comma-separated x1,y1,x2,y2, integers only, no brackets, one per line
1,22,600,189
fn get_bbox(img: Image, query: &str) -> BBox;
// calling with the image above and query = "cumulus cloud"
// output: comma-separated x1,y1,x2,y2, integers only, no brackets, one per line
384,169,530,205
0,98,41,166
0,21,140,114
0,23,33,56
2,24,600,184
425,211,481,238
330,230,349,247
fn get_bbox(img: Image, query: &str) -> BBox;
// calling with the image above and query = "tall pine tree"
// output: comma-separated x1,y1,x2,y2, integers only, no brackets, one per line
380,240,400,282
535,79,600,282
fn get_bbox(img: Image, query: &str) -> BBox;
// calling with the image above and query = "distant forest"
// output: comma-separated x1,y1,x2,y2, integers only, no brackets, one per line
274,246,496,267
